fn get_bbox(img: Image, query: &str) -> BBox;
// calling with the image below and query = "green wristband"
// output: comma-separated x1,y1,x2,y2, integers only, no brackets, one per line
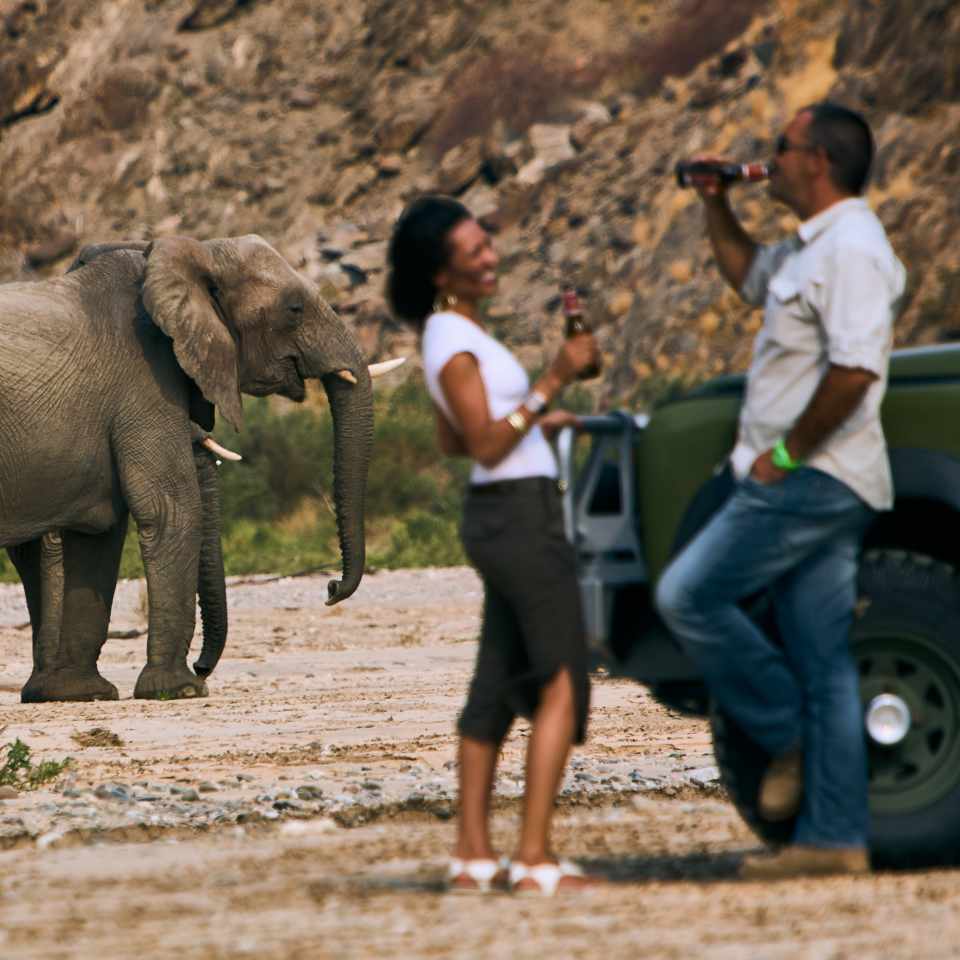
771,439,802,471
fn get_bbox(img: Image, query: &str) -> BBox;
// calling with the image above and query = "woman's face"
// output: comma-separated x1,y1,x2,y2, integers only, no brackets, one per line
434,218,499,303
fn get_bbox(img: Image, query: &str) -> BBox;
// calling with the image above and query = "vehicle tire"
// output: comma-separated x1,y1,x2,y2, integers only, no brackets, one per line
710,549,960,867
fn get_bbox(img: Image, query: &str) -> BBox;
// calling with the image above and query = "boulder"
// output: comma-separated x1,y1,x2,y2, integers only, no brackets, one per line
435,136,485,194
528,124,576,169
24,228,76,268
570,101,613,150
179,0,255,32
0,49,59,126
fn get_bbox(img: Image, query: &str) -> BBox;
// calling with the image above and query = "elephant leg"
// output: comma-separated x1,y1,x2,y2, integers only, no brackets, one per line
129,485,207,700
36,522,125,702
9,534,65,702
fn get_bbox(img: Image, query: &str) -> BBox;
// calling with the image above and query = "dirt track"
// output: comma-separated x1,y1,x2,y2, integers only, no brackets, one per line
1,567,958,959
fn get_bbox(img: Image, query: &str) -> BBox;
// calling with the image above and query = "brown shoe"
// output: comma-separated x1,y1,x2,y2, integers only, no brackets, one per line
758,748,803,821
740,845,869,881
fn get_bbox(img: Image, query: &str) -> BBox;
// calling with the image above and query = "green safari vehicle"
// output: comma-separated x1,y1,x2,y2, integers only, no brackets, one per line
559,343,960,867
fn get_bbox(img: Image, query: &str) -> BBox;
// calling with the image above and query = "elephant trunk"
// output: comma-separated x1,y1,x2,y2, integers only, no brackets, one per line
320,368,374,605
191,443,227,677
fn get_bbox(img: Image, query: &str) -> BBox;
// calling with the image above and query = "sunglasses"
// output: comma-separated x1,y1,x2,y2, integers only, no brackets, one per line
775,133,819,155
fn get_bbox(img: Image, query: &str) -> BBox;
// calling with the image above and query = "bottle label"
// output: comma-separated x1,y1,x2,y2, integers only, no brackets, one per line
562,289,582,317
675,160,770,187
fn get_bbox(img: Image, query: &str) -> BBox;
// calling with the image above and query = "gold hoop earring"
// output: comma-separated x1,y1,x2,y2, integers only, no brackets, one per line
432,292,458,313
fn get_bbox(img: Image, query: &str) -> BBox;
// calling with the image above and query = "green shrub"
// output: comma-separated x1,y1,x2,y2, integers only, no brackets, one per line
0,739,71,791
375,508,466,569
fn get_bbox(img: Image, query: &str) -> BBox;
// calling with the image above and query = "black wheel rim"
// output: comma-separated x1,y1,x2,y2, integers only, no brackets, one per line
856,632,960,815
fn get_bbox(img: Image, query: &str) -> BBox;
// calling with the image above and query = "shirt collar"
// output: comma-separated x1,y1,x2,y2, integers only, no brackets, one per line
797,197,868,245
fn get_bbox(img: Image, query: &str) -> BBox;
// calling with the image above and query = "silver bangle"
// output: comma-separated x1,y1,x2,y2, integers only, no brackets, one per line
524,388,548,415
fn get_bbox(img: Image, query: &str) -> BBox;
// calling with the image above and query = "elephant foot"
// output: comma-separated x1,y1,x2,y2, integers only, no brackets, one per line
22,668,119,703
134,664,208,700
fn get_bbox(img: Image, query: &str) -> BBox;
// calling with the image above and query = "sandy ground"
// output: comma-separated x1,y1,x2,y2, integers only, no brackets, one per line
0,566,958,959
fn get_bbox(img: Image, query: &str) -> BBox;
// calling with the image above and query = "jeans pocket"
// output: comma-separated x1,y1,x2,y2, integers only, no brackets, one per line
460,501,509,543
740,475,785,501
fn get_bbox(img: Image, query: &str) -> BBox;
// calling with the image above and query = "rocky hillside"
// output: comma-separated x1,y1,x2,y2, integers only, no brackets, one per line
2,0,959,409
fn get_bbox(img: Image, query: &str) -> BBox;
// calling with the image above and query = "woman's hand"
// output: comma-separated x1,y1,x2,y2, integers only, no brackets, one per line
546,334,599,390
538,409,581,440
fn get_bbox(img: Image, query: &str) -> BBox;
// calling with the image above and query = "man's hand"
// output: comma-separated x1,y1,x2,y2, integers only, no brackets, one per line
691,154,731,201
538,409,581,440
750,449,789,485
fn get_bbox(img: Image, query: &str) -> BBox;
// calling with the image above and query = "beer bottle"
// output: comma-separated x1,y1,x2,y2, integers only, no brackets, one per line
675,160,771,188
562,287,600,381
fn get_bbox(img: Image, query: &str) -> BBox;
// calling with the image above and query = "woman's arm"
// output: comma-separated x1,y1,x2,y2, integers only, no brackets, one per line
438,353,522,469
435,405,468,456
438,335,595,469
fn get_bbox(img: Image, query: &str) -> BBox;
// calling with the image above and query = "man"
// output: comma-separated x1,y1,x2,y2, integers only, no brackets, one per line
656,102,906,879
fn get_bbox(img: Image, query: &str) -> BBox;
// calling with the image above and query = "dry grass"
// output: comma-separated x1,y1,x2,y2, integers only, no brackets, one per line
70,727,125,748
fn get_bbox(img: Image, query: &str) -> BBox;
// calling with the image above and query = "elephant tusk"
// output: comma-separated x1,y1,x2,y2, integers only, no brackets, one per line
336,369,358,384
202,437,242,461
368,357,406,379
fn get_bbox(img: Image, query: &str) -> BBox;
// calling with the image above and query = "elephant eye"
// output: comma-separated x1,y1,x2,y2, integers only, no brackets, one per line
287,301,304,325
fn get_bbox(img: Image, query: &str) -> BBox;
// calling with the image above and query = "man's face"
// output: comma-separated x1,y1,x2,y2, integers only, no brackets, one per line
768,111,819,211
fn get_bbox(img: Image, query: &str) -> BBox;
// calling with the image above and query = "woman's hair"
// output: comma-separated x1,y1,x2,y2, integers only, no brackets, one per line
386,195,471,329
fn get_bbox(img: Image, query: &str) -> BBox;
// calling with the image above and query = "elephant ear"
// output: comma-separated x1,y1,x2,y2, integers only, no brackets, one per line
142,236,244,431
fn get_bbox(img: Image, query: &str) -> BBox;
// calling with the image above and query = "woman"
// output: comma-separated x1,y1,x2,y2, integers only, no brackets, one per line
386,195,600,895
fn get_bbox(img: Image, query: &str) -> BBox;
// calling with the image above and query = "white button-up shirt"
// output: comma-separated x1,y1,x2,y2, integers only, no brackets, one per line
730,197,906,510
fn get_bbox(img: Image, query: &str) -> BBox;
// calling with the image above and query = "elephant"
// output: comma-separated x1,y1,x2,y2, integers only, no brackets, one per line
7,425,230,702
0,234,378,701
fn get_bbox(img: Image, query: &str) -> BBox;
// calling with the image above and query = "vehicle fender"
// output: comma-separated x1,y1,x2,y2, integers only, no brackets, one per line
888,448,960,510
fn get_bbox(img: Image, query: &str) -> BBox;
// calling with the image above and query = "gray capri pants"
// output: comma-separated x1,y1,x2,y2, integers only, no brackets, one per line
457,476,590,745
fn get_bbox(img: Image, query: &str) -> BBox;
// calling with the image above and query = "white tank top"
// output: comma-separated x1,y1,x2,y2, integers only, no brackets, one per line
422,310,558,484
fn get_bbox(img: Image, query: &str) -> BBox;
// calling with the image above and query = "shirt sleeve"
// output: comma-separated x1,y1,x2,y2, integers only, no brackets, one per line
814,245,899,376
740,238,799,306
422,314,479,384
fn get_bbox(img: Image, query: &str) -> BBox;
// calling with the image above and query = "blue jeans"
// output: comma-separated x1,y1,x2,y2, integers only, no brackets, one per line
655,467,875,848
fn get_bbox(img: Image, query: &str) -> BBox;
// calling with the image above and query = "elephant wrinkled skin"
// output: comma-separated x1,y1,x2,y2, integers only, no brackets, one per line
0,235,374,701
7,429,229,703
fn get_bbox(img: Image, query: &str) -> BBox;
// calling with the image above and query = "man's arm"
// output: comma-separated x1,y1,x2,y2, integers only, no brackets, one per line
750,365,877,483
692,163,760,291
703,196,758,291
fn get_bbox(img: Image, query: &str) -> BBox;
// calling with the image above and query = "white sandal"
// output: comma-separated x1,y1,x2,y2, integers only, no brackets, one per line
447,856,508,894
508,858,586,896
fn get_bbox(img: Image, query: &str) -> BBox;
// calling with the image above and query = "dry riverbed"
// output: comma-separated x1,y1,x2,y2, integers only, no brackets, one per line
0,567,958,959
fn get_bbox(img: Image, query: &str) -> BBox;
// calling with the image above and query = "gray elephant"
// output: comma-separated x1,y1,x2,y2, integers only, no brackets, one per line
0,234,376,701
7,425,229,702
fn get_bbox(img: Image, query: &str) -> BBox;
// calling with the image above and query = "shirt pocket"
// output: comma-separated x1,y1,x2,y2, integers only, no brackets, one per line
764,273,819,351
